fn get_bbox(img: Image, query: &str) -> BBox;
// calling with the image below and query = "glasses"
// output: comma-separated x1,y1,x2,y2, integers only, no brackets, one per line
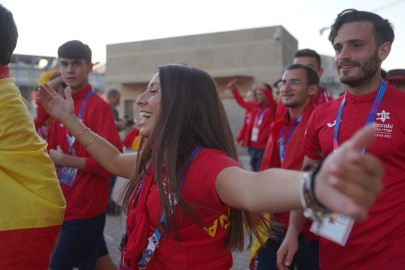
278,79,304,88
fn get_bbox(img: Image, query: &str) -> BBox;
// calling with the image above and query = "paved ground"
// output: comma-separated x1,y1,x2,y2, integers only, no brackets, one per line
103,153,252,269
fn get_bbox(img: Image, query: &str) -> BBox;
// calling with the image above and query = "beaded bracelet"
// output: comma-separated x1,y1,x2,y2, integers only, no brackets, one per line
299,166,331,232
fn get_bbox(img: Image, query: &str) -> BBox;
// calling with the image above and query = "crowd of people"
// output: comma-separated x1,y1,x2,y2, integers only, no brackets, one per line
225,9,405,270
1,3,403,270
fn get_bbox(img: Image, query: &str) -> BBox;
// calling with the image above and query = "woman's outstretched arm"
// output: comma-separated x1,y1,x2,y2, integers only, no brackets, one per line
216,125,383,220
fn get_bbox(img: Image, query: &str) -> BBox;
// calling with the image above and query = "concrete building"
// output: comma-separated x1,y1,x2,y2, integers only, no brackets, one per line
8,26,339,137
106,25,298,139
320,54,340,98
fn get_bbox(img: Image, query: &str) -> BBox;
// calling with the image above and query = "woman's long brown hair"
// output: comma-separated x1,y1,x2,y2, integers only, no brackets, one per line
121,64,271,251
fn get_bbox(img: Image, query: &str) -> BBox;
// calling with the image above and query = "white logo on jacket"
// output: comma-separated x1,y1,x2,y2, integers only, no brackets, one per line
374,110,393,139
376,110,390,123
327,120,336,127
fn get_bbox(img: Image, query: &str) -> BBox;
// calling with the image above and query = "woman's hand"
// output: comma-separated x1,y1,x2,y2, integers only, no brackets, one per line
315,125,384,220
37,83,75,124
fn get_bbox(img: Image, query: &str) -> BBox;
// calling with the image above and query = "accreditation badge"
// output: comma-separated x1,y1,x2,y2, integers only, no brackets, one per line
310,213,354,246
58,166,78,187
251,127,259,142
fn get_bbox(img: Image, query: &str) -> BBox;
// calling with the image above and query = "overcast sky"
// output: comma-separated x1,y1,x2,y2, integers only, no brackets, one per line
3,0,405,71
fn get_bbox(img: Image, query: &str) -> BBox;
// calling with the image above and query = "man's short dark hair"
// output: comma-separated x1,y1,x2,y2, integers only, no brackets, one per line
263,83,273,92
107,88,120,99
328,9,395,46
285,63,320,86
273,79,282,88
294,48,322,68
58,40,92,64
0,4,18,65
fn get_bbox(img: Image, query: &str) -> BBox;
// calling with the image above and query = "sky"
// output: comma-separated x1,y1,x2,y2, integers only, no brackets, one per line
3,0,405,71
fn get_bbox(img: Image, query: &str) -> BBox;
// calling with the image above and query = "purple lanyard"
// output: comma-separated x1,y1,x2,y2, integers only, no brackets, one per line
65,89,94,154
333,80,387,152
137,144,202,269
254,107,267,127
279,115,302,163
120,145,202,270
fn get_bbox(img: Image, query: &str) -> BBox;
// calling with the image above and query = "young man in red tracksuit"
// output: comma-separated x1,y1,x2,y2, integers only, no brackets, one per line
246,83,275,171
254,64,320,270
47,40,122,270
227,80,276,171
275,48,331,118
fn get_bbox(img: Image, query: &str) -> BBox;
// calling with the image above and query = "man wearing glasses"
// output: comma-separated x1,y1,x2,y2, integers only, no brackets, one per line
254,63,320,270
276,49,331,119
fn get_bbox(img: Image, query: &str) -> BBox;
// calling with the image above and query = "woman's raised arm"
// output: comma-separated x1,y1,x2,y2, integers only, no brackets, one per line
38,83,137,179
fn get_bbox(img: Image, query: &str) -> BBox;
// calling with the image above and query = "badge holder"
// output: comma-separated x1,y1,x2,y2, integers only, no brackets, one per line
58,166,78,187
310,213,354,246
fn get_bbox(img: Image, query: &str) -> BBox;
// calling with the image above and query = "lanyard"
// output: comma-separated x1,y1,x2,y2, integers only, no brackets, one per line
279,115,302,163
319,88,330,104
121,144,203,269
137,144,202,269
254,107,267,127
65,89,94,154
333,80,387,151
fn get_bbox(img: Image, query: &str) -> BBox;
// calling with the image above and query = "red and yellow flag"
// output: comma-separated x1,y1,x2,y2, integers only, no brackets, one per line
0,78,66,269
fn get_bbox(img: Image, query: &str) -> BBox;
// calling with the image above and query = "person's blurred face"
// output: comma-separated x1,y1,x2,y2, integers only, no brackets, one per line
59,58,92,92
245,90,257,102
136,73,161,138
252,84,266,104
273,87,281,102
109,94,121,107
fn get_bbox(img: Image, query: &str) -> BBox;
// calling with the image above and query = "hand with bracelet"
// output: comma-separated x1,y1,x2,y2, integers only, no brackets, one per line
38,85,98,150
38,83,135,180
308,125,383,221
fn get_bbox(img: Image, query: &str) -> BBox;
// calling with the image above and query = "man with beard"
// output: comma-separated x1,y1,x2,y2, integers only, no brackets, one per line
276,9,405,270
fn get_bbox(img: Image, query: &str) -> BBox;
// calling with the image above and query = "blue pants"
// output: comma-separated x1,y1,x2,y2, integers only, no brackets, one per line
248,147,265,171
50,213,107,270
255,230,319,270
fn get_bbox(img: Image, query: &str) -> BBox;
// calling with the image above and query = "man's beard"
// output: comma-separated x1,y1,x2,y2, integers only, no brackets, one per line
340,51,380,88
